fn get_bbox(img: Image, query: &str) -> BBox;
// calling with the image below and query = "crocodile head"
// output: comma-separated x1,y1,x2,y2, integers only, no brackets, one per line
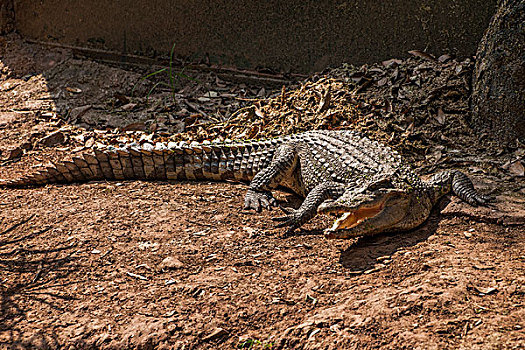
318,185,429,238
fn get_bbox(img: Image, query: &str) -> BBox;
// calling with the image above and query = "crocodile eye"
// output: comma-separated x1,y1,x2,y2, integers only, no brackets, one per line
367,178,393,190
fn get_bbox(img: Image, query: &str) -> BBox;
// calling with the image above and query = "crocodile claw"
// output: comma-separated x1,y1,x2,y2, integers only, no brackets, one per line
272,209,301,230
244,190,277,212
474,194,495,206
279,205,296,214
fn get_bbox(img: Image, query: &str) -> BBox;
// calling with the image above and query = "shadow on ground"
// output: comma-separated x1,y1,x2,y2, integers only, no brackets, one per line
0,215,79,349
339,214,439,271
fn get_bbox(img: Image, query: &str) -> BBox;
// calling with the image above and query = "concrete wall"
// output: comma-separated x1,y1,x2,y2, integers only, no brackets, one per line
13,0,497,73
0,0,14,34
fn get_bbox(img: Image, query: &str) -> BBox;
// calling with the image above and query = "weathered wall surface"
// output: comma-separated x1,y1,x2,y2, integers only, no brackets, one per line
13,0,497,73
0,0,14,34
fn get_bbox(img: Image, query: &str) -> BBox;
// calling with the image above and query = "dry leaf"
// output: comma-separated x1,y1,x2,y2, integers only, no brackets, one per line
468,285,498,295
317,86,331,113
508,160,525,177
435,108,446,125
502,159,525,177
408,50,437,62
65,86,82,93
257,87,266,97
254,107,266,119
377,77,389,87
426,149,443,163
121,122,146,132
382,58,403,67
438,54,452,63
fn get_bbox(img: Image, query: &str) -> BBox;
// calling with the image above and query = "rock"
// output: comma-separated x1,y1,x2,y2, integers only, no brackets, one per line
20,141,32,150
85,138,95,148
160,256,184,270
502,159,525,177
29,131,44,140
81,111,107,126
170,119,185,134
202,327,228,342
121,103,137,111
40,131,65,147
0,112,18,128
70,105,92,121
72,134,85,143
6,147,23,160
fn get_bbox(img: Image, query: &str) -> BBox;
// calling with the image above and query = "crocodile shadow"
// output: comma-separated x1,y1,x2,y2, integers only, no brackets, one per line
280,192,445,266
338,203,444,271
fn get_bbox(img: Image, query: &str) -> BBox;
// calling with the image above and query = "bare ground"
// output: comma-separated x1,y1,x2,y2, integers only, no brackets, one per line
0,34,524,350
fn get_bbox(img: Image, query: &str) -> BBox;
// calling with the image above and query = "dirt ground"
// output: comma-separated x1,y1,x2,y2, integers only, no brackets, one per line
0,34,524,350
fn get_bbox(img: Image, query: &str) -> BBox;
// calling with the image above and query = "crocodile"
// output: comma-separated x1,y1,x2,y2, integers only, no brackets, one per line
0,130,489,238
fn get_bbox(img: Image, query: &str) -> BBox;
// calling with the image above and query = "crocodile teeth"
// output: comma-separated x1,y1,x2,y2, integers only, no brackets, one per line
331,203,384,230
331,212,358,230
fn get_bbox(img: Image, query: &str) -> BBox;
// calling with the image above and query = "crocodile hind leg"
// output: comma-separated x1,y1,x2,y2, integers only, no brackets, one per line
427,170,492,205
244,144,298,212
272,182,347,232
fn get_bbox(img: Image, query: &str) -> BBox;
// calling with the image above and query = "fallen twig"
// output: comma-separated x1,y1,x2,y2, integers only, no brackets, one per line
126,271,148,280
0,214,35,236
187,219,213,227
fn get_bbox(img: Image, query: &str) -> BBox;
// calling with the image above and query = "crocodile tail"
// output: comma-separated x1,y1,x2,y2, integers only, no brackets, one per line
427,170,490,206
0,153,107,188
0,140,278,188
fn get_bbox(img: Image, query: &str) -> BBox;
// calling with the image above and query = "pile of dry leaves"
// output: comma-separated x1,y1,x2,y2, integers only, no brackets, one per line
142,52,505,172
3,33,523,178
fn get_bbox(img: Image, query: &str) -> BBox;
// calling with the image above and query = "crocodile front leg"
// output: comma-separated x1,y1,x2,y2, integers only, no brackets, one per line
272,182,347,232
244,144,298,212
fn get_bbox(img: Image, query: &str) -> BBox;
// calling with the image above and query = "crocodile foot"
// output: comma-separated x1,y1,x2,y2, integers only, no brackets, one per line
244,190,278,212
271,206,307,234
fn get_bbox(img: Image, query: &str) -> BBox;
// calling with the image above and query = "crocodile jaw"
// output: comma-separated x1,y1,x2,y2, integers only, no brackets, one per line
329,203,384,230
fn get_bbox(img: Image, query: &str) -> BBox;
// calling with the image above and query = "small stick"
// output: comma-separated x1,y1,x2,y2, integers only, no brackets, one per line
281,85,286,107
1,214,35,235
186,219,212,227
31,261,44,284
